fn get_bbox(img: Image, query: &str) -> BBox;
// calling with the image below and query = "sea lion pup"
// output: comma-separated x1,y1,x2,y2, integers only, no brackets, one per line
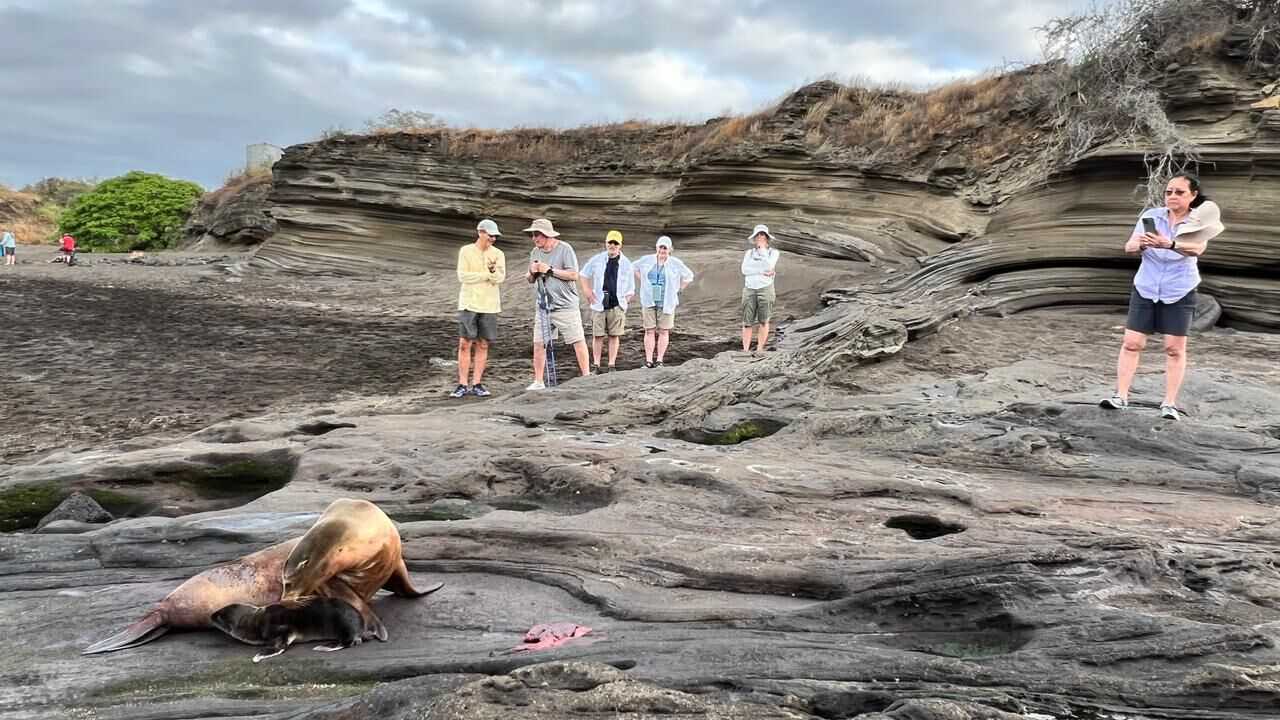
210,598,365,663
280,498,443,641
82,538,301,655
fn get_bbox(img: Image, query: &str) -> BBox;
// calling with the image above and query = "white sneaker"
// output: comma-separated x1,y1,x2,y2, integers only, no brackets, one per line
526,381,546,391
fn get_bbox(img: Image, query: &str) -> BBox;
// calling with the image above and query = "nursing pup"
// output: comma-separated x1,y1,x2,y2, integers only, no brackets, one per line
211,597,366,662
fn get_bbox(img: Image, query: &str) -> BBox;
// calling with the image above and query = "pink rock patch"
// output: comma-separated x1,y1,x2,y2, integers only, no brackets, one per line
513,622,593,652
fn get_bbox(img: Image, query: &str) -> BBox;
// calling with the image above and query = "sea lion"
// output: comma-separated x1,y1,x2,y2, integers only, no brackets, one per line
280,498,443,641
81,537,301,655
210,598,366,663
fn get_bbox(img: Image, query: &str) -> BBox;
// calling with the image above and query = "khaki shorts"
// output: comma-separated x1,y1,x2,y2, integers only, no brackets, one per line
641,307,675,330
592,307,627,337
741,286,776,326
532,307,585,345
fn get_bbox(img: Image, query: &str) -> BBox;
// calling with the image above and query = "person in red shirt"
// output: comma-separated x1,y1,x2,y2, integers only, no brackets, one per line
59,234,76,264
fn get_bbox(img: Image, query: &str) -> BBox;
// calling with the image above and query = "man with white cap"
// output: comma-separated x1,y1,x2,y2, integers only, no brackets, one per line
632,235,695,368
524,218,591,389
579,229,636,373
452,218,506,398
741,223,780,352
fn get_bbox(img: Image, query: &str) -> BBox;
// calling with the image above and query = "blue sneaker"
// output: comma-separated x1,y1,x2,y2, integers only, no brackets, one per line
471,383,491,397
449,384,469,398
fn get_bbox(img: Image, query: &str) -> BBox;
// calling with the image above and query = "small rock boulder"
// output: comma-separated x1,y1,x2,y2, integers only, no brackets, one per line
36,492,113,530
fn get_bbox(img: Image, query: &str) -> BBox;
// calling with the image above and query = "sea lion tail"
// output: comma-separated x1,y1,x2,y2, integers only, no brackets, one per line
382,559,444,598
81,610,168,655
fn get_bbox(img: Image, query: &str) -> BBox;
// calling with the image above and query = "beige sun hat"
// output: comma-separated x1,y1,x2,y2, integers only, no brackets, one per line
748,223,775,242
1175,200,1224,244
522,218,560,237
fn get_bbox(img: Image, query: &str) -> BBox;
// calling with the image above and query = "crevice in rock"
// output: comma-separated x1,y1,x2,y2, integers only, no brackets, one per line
810,689,895,719
665,419,788,446
292,420,357,436
884,514,967,539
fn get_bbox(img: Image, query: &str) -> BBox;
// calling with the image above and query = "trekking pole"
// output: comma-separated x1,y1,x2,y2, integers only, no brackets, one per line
537,277,559,387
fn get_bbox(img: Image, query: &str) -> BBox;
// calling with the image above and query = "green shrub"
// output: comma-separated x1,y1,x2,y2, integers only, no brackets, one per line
58,171,204,252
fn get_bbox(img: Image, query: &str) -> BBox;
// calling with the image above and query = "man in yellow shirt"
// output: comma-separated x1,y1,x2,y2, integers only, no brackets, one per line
454,219,506,397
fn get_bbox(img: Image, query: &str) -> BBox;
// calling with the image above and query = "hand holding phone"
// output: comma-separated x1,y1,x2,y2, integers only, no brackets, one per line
1141,217,1157,235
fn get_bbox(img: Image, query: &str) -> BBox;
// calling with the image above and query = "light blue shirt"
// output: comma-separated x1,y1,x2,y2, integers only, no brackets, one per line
1,232,14,248
633,255,694,311
1131,208,1200,303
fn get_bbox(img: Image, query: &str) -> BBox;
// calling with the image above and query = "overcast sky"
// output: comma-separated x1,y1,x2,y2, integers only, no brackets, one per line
0,0,1093,189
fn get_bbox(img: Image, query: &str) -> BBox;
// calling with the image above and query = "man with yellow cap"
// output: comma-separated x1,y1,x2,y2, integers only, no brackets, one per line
579,229,636,372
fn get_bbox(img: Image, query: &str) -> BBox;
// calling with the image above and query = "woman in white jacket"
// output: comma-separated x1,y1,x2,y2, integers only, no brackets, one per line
741,224,780,351
633,236,695,368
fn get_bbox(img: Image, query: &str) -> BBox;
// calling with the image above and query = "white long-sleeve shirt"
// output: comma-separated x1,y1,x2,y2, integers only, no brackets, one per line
741,247,779,290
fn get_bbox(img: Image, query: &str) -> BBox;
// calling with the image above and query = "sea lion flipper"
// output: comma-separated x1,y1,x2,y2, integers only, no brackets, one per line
82,611,168,655
252,648,286,663
381,558,443,598
365,611,389,642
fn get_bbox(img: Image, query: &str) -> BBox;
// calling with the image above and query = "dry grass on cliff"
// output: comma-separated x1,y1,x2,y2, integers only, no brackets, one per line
798,74,1035,164
401,74,1035,169
205,167,271,206
0,187,58,243
332,1,1276,174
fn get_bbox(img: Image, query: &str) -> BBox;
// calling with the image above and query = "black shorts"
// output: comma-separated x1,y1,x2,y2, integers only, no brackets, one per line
458,310,498,342
1126,288,1196,337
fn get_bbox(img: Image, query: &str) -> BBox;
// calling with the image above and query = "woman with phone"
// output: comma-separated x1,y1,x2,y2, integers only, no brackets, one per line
1100,173,1224,420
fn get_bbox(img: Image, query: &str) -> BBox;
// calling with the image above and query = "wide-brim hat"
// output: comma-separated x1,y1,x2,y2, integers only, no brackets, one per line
522,218,560,237
748,224,775,242
1176,200,1224,244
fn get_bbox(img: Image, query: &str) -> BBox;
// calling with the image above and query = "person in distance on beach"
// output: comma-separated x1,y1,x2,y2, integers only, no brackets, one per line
1100,173,1224,421
632,236,694,368
524,218,591,389
452,218,506,398
1,228,15,266
740,224,780,352
59,233,76,264
579,229,635,373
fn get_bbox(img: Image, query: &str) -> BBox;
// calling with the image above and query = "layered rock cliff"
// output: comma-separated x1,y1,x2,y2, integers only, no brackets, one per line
250,47,1278,338
182,173,276,249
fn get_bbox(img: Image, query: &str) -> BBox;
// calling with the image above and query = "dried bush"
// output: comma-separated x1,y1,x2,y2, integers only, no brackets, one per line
1036,0,1279,204
364,109,446,134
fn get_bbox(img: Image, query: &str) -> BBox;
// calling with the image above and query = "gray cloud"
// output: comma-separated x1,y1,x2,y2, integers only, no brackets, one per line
1,0,1095,189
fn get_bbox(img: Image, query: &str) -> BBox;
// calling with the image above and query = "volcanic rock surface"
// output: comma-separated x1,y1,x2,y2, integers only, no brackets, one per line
3,292,1280,718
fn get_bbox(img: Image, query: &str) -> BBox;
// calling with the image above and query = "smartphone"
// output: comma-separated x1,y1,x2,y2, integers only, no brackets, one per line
1141,217,1157,235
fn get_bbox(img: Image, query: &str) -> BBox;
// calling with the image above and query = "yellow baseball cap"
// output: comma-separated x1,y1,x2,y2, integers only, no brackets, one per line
605,229,623,245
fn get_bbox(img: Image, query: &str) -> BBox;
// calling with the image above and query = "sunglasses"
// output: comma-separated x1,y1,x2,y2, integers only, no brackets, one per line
606,241,620,246
1165,189,1190,196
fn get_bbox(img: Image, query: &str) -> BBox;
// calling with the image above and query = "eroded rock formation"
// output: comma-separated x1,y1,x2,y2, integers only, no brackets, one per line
251,53,1278,339
183,174,276,249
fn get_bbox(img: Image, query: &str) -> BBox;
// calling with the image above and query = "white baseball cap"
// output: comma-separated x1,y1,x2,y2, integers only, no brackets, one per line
476,219,502,237
656,235,673,249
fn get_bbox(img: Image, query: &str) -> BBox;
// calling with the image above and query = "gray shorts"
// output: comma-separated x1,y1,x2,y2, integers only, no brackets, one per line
2,246,14,256
458,310,498,342
741,286,776,325
1126,288,1196,337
